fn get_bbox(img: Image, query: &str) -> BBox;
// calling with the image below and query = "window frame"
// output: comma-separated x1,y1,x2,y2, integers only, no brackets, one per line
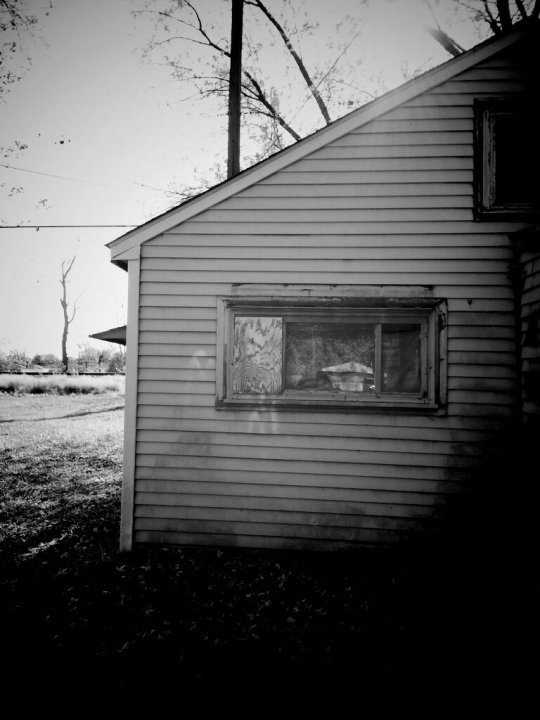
216,294,447,413
474,96,536,219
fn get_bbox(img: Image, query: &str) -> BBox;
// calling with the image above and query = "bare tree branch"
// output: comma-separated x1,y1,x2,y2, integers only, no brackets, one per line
482,0,503,32
160,2,302,142
426,26,465,56
496,0,513,28
515,0,529,19
246,0,332,125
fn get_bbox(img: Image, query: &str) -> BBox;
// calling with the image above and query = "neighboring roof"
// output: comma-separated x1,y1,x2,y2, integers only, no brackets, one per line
90,325,127,346
108,19,538,267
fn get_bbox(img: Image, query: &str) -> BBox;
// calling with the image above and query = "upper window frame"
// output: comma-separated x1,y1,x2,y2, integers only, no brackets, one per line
474,96,537,220
216,293,447,413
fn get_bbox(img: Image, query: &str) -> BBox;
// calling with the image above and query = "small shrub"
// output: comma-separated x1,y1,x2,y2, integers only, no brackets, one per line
0,374,125,395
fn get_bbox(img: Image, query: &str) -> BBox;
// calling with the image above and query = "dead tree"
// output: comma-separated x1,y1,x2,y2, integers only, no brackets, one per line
59,256,78,373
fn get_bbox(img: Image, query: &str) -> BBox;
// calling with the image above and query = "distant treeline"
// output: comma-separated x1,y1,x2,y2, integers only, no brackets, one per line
0,344,125,375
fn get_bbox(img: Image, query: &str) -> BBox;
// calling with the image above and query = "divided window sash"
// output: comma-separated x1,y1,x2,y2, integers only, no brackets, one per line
217,301,446,411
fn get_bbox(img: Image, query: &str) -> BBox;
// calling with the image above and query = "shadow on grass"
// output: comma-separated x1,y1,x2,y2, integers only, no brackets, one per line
0,405,124,424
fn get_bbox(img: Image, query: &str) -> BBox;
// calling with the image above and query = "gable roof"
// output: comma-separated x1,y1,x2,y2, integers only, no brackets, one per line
108,20,537,268
90,325,127,345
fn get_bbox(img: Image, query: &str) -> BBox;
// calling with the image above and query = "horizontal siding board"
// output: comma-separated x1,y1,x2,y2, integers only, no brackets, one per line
331,130,471,144
236,182,473,197
170,221,520,234
447,325,514,339
447,377,514,392
448,338,514,352
429,80,525,93
134,503,435,525
135,474,460,496
379,105,473,119
138,345,216,358
135,441,481,468
133,518,425,541
138,355,216,370
348,118,473,132
139,319,216,332
138,368,215,382
190,209,474,223
135,456,468,481
211,194,474,209
139,332,214,345
140,271,508,285
263,171,471,185
157,233,512,247
143,246,510,261
136,417,491,443
141,258,505,274
283,157,473,172
450,311,514,326
448,364,515,379
139,306,216,320
135,429,482,457
133,530,402,549
135,490,442,511
307,144,473,159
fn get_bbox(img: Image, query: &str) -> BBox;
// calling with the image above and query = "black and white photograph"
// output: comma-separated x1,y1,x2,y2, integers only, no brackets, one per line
1,0,539,716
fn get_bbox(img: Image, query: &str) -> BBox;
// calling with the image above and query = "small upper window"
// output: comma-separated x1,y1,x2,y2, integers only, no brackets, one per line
475,97,537,218
217,296,447,412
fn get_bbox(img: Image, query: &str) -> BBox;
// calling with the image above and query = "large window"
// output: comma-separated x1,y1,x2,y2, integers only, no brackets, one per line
217,295,447,411
474,97,537,218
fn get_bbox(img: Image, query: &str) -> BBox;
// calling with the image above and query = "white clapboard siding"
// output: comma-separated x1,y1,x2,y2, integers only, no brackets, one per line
130,48,531,549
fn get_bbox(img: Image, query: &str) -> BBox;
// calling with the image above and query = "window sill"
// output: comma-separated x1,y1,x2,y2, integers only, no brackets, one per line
216,396,443,414
475,206,537,221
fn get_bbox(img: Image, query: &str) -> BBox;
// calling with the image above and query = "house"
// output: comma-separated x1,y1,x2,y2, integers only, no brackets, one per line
90,325,127,346
107,20,539,551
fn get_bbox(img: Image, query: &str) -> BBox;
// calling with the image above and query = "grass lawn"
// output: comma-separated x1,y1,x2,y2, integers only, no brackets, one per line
1,393,538,717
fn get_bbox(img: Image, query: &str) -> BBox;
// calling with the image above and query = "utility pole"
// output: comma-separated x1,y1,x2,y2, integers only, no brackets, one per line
227,0,243,178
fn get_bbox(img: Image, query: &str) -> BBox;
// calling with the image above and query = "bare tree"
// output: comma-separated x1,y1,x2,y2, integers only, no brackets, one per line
428,0,540,56
59,257,78,373
136,0,366,160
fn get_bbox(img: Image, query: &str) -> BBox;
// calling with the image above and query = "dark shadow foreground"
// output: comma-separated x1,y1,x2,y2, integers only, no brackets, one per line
1,423,538,718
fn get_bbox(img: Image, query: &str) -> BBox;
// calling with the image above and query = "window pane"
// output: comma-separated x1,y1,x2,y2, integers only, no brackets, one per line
285,322,375,392
382,324,421,393
494,112,533,205
233,317,282,394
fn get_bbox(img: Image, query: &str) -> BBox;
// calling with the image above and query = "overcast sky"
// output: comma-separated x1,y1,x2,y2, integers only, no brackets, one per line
0,0,485,359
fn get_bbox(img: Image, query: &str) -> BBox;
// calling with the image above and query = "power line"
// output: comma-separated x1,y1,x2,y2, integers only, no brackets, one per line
0,162,185,197
0,224,137,229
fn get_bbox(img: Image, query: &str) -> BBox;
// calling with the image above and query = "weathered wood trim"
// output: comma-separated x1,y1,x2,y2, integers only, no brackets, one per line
119,255,140,552
215,298,226,403
228,285,434,299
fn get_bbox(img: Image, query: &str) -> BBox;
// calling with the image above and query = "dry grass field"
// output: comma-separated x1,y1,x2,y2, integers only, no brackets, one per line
1,392,538,717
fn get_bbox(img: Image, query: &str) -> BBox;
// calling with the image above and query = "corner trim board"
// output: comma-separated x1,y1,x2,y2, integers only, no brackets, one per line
119,255,141,551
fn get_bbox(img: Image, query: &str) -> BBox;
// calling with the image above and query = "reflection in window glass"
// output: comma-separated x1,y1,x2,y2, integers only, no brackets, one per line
233,317,283,394
382,324,421,393
285,323,375,392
